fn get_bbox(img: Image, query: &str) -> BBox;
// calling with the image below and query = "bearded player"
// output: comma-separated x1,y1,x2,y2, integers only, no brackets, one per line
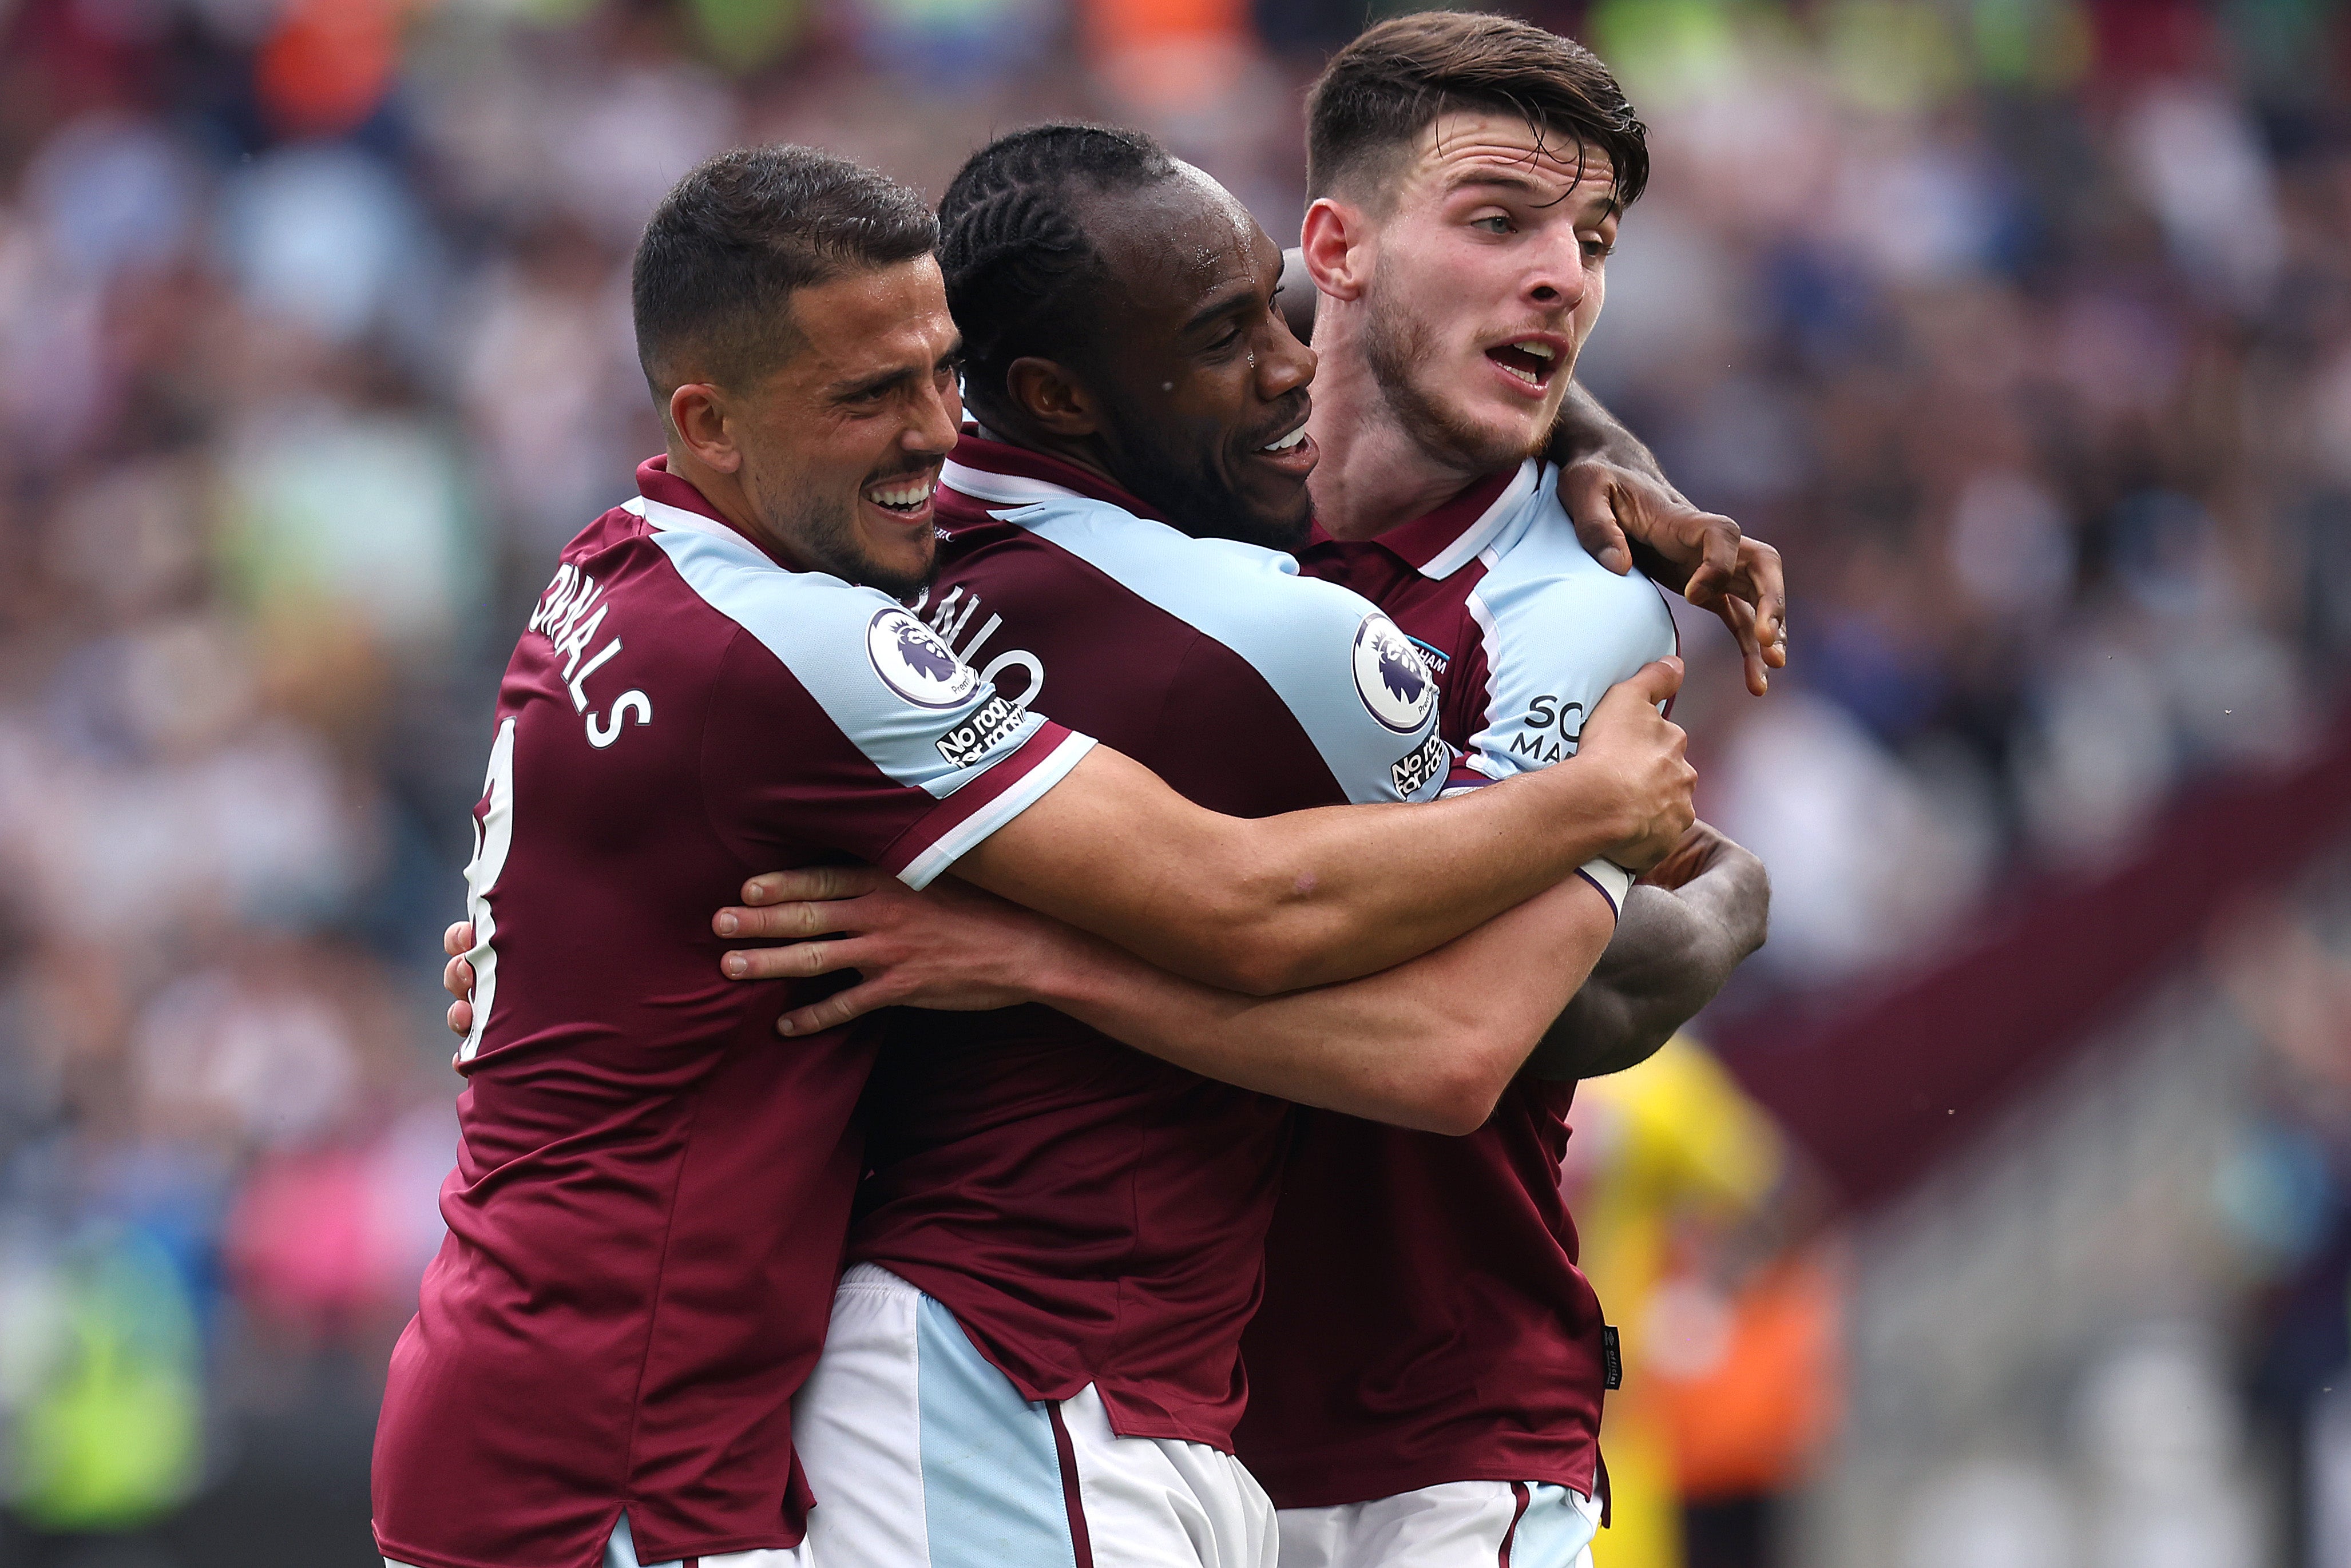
434,120,1772,1566
378,141,1707,1568
696,21,1771,1568
672,95,1758,1568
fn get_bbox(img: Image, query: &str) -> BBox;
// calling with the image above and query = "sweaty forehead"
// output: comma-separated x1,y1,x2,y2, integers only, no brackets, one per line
1402,109,1616,207
1085,164,1266,315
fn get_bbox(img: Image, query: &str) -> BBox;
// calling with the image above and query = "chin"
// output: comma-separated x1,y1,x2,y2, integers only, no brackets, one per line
1248,506,1314,554
1437,407,1549,471
859,540,939,602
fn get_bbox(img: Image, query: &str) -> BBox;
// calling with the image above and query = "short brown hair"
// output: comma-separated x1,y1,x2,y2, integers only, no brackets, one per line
632,144,938,399
1306,12,1648,213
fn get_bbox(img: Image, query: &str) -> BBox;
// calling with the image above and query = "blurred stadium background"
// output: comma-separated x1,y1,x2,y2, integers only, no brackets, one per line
0,0,2346,1563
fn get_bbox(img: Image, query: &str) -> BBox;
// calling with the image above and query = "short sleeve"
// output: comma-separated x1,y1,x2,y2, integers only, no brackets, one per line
1000,501,1448,805
660,529,1094,887
1452,505,1678,905
1455,509,1678,792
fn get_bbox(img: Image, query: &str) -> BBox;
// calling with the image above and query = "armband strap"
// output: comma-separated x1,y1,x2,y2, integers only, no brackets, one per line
1574,858,1632,920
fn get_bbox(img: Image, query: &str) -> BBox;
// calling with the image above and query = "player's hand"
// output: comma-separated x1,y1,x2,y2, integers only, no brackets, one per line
715,867,1073,1037
1576,658,1696,872
1560,459,1788,697
1635,819,1738,892
445,920,475,1036
442,920,477,1068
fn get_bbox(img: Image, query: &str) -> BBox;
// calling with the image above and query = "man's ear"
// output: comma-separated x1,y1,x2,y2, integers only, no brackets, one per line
669,382,741,474
1004,357,1100,439
1301,197,1371,303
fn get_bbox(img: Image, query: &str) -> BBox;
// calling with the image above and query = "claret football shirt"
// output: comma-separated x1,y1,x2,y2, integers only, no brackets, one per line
845,434,1447,1452
371,458,1092,1568
1236,458,1676,1509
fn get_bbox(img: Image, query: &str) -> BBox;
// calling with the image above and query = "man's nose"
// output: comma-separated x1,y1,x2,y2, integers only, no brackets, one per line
906,373,962,455
1260,320,1317,400
1524,233,1589,313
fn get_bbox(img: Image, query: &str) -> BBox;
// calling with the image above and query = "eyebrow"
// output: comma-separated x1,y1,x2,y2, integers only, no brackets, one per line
824,337,964,402
1446,170,1547,197
1180,277,1262,336
1446,169,1623,218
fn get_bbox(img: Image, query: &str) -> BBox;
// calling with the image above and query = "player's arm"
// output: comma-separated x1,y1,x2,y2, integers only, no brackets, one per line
743,870,1614,1134
446,870,1613,1130
1522,820,1769,1082
917,657,1690,996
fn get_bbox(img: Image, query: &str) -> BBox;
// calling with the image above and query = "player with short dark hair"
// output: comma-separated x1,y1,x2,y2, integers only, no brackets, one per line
1253,17,1752,1566
707,19,1777,1568
641,110,1763,1566
1305,9,1648,222
779,121,1683,1568
382,139,1700,1568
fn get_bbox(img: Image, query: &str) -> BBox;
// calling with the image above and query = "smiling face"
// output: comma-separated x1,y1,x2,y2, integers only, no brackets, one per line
1352,110,1618,471
1071,166,1320,551
728,257,963,598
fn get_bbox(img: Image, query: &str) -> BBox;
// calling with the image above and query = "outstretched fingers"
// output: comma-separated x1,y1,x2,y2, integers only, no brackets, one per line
739,864,890,906
716,892,877,943
443,946,477,1040
1686,539,1786,696
723,935,876,983
775,979,898,1038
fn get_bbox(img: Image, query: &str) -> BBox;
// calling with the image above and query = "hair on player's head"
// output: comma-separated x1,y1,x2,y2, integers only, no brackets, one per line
1307,12,1646,214
937,122,1180,431
632,144,938,403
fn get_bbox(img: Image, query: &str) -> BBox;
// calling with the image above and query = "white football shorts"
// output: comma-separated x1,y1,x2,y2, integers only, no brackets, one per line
384,1507,810,1568
1276,1479,1601,1568
792,1263,1276,1568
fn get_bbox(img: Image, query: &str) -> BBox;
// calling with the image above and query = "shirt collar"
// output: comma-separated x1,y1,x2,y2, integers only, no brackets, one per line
625,455,799,570
635,456,836,573
1308,461,1542,580
939,434,1169,524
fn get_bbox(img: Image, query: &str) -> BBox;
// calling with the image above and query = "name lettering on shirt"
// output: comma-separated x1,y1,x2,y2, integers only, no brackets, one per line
923,585,1044,713
531,562,652,749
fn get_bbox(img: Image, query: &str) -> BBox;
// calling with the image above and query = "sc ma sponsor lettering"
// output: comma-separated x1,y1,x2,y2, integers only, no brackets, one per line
1509,694,1585,764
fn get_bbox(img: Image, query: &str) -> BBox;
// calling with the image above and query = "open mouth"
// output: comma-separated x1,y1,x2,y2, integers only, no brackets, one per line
1485,338,1561,391
1249,416,1317,475
862,470,939,517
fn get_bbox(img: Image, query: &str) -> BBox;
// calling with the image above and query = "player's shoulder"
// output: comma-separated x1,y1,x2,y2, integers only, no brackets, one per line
1473,473,1676,648
981,487,1385,660
619,495,931,684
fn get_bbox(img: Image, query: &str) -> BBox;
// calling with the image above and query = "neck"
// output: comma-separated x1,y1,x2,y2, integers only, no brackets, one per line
664,444,763,540
969,411,1125,493
1305,297,1488,542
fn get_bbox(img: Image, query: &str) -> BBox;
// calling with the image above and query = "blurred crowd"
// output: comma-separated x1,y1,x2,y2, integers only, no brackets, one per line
0,0,2344,1558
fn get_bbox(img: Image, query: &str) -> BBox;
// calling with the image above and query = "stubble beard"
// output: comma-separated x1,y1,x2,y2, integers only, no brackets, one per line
1362,282,1549,477
758,486,937,602
1097,390,1313,555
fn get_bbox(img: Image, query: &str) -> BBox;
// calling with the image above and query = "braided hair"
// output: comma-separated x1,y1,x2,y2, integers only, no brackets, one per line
937,124,1179,431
